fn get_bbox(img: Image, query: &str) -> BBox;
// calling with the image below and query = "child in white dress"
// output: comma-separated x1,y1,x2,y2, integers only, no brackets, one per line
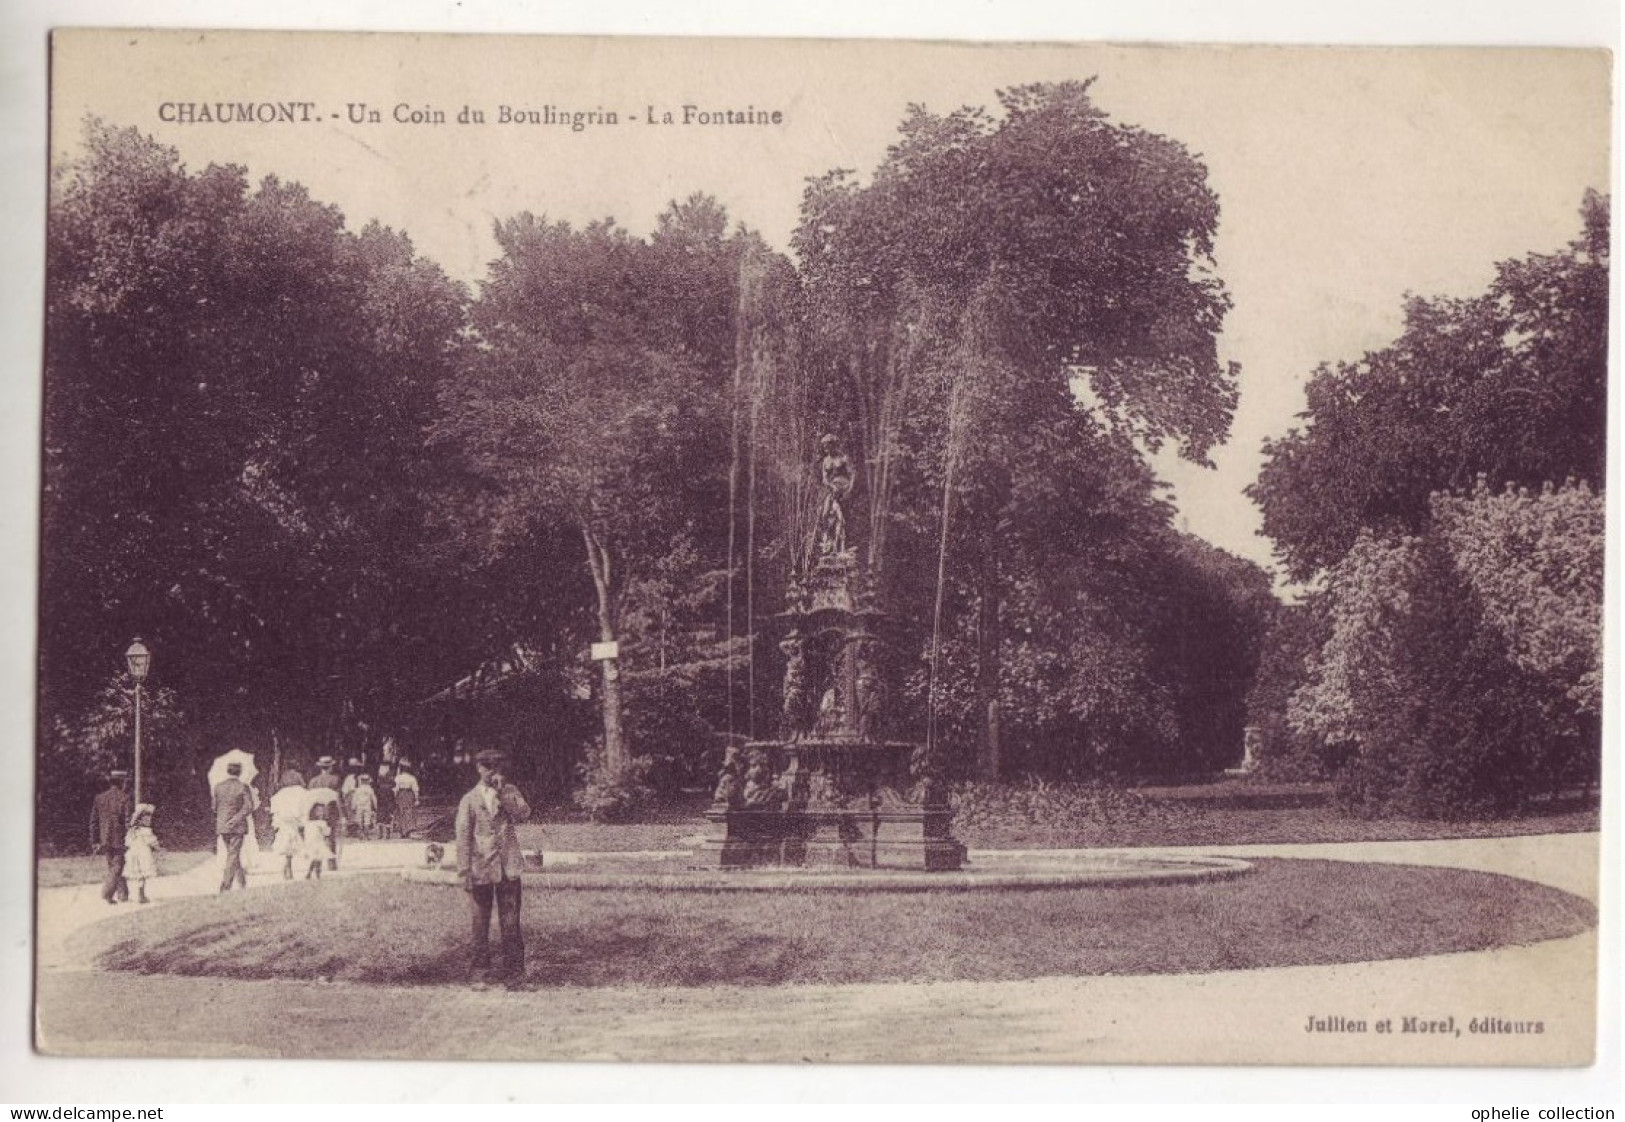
124,803,160,904
303,804,333,880
269,771,308,881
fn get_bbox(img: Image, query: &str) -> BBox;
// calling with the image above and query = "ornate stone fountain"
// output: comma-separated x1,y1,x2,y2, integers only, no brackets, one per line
700,436,967,871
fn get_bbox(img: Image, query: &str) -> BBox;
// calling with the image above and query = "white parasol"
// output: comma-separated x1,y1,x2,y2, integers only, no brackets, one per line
207,749,259,791
305,785,341,814
208,749,263,875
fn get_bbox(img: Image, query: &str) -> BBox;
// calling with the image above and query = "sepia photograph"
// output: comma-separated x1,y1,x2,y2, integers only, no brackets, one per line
15,15,1615,1097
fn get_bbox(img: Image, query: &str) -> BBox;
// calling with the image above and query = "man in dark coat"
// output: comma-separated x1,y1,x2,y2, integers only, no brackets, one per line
90,770,131,904
307,755,344,869
374,762,396,839
213,761,254,893
454,749,532,988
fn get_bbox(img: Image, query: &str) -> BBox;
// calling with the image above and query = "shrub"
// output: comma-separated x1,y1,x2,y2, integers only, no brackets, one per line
38,674,197,849
1289,528,1568,818
571,742,656,823
948,777,1200,836
1244,595,1333,782
1249,713,1329,784
621,684,718,793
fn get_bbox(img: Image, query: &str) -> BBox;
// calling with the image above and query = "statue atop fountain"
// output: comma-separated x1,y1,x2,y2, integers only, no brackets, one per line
700,435,966,871
809,433,856,567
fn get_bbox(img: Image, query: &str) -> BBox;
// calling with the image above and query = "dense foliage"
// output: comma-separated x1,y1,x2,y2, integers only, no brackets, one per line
433,200,761,810
791,81,1259,780
1251,192,1608,582
42,123,471,840
42,88,1284,841
1251,199,1608,815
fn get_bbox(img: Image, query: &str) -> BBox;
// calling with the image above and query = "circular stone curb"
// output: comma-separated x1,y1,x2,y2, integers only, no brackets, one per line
400,854,1253,892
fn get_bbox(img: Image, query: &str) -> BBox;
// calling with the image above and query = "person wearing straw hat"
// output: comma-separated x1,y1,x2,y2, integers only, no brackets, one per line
341,757,363,801
124,803,161,904
90,769,131,905
454,748,532,988
212,761,254,893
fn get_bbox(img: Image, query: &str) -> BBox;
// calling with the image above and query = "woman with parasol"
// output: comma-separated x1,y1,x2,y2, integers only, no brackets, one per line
268,769,308,880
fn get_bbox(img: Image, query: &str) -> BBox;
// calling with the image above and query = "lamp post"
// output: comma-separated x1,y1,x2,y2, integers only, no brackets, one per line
125,639,152,804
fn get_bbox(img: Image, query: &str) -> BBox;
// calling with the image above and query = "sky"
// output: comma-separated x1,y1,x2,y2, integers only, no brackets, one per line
47,34,1611,579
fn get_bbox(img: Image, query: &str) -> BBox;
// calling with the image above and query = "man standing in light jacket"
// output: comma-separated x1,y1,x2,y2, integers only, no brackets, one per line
454,748,532,988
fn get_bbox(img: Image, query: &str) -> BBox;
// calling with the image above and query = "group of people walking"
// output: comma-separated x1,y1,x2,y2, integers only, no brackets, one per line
92,745,534,988
220,755,424,887
89,753,430,898
266,766,334,880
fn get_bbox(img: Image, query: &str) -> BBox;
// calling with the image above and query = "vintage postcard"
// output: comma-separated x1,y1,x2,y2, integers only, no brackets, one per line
34,28,1609,1071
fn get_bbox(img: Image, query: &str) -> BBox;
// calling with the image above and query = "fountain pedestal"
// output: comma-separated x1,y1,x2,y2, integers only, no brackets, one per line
698,476,966,871
699,739,966,871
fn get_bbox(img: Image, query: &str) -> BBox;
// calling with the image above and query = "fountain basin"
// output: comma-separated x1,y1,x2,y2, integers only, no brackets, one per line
402,852,1253,891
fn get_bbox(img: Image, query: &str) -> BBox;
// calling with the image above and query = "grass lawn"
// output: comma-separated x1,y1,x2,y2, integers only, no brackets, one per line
519,820,706,852
951,802,1602,850
513,786,1599,855
71,859,1595,988
515,800,1600,855
37,850,214,890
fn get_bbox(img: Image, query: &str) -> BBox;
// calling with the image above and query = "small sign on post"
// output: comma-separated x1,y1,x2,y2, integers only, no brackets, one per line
590,641,619,661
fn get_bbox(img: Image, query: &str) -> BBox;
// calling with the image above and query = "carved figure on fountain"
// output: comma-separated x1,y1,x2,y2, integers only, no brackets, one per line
779,631,814,740
854,654,886,743
711,743,745,809
802,769,844,811
740,748,787,810
813,681,847,738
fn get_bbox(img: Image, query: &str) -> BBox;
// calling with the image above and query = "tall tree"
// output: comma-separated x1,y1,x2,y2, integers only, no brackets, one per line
1281,514,1599,818
439,207,743,776
1251,192,1609,581
1253,198,1609,814
789,81,1242,774
43,122,469,799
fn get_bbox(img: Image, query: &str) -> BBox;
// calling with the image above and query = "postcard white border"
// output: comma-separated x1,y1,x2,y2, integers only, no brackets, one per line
2,0,1618,1108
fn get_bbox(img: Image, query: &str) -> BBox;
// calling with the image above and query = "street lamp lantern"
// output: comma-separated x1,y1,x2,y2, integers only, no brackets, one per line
125,639,151,683
125,639,152,802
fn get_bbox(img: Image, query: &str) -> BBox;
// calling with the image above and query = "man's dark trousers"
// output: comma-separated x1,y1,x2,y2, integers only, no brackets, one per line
218,833,248,892
102,848,128,903
469,878,524,979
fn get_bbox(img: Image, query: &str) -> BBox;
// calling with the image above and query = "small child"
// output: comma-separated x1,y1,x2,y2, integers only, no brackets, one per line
303,803,333,880
124,803,160,904
347,774,379,841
